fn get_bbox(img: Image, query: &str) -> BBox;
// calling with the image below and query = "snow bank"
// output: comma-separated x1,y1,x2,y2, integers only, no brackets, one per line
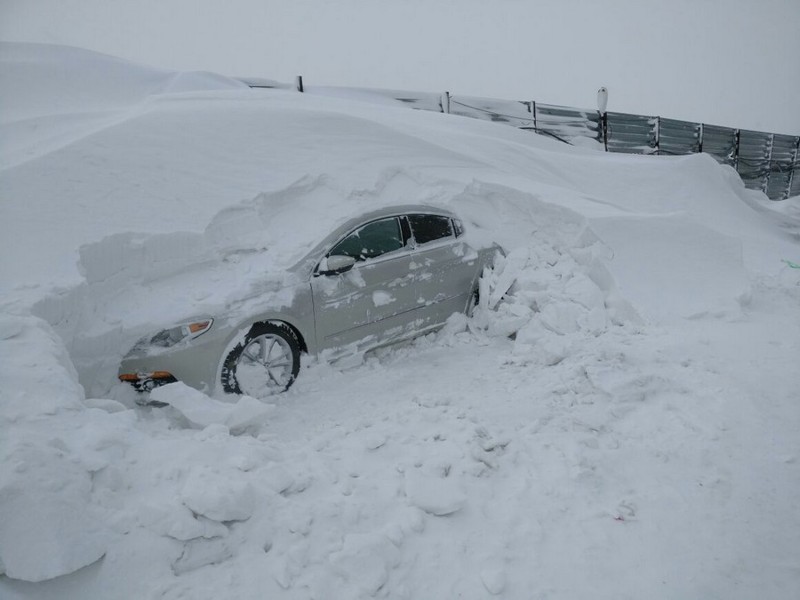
0,42,245,123
0,315,84,421
0,316,107,582
0,42,247,170
1,44,799,599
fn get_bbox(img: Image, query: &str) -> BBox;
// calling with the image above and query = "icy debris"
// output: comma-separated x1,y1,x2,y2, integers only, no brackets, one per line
613,500,638,522
381,507,426,546
272,537,314,591
468,426,510,470
364,432,388,450
404,470,466,516
467,213,642,374
195,423,231,439
172,537,233,575
149,382,273,433
83,398,128,413
329,533,400,597
538,301,585,335
259,464,295,494
513,321,573,366
0,316,25,340
564,271,607,310
485,247,529,309
225,397,277,432
481,568,507,595
286,512,313,536
180,466,256,522
137,503,228,541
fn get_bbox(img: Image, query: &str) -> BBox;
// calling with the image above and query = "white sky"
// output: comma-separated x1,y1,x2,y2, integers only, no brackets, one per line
2,0,799,135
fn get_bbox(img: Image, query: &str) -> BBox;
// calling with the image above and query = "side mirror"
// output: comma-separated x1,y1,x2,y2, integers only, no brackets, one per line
318,254,356,276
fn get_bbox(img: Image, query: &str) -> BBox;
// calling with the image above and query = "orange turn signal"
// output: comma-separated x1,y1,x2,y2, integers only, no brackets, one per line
188,321,212,334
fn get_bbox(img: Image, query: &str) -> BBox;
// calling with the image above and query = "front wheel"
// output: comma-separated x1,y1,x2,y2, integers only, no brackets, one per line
220,322,301,398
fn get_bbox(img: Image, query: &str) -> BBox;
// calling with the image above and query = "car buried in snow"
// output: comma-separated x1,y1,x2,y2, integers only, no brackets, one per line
119,204,499,398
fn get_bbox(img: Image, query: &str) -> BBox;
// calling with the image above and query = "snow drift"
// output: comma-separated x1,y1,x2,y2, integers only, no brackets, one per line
1,43,798,600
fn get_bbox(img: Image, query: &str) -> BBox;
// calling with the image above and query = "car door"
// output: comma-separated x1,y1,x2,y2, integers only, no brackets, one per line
408,213,479,326
311,216,418,352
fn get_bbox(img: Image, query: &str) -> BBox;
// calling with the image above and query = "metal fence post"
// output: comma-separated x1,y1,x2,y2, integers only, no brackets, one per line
654,116,660,155
698,123,704,154
733,129,741,171
764,133,775,194
601,112,608,151
788,137,800,199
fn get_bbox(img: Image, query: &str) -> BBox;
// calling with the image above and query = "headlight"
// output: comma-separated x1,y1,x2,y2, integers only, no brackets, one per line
148,319,213,348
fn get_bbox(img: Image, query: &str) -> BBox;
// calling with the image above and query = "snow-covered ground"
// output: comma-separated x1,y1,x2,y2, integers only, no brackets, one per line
1,43,799,599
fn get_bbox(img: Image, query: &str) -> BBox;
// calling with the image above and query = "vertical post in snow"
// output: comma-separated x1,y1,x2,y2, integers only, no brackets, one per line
442,91,451,114
596,87,608,151
764,133,775,195
530,101,537,132
733,129,741,172
698,123,704,154
786,137,799,200
295,76,304,93
654,116,661,155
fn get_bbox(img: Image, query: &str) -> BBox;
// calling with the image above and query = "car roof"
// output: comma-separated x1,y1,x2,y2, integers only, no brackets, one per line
346,203,456,222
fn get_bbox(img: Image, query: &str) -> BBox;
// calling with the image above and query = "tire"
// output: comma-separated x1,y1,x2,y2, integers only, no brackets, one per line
220,322,301,398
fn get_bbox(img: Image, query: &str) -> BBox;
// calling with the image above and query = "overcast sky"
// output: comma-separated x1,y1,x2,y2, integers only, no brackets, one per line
2,0,799,135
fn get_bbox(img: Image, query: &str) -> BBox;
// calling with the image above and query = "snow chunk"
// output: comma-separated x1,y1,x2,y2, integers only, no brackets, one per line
137,503,228,541
180,466,256,522
172,538,234,575
372,290,395,307
83,398,128,413
330,533,400,596
0,316,24,340
539,302,584,335
0,442,109,582
149,382,273,433
481,568,507,595
404,471,466,516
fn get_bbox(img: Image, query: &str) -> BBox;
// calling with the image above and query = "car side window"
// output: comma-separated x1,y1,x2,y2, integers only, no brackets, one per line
329,217,404,262
408,214,454,246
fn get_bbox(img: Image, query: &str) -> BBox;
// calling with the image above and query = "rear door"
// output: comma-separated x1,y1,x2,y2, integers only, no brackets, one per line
408,213,479,326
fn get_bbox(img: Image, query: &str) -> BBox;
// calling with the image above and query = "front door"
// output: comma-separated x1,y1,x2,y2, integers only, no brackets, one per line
311,216,418,352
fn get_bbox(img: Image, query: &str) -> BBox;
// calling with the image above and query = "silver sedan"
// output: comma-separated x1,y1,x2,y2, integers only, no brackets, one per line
119,204,497,398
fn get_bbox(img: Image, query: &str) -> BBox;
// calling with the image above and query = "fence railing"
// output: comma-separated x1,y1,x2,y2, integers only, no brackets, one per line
241,78,800,200
312,84,800,200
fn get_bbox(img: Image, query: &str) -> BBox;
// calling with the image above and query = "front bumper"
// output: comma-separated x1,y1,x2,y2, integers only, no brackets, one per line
117,326,231,394
118,371,177,391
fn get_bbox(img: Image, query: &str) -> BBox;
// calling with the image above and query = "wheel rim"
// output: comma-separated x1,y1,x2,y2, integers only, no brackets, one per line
235,333,294,397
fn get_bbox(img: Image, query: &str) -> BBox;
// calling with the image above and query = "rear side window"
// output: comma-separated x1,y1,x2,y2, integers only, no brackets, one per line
408,214,454,246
